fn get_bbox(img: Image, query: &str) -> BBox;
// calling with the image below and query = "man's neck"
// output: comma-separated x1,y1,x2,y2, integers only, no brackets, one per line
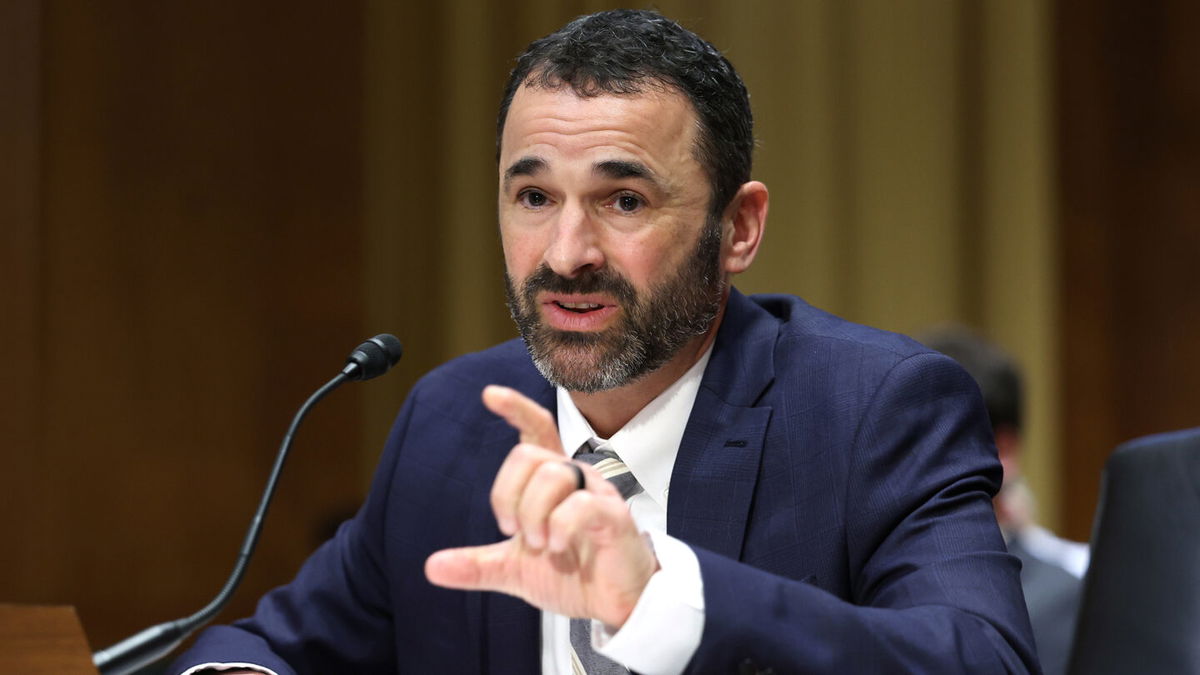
568,306,725,438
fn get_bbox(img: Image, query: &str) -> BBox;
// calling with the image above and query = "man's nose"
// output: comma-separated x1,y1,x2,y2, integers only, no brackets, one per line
544,201,604,277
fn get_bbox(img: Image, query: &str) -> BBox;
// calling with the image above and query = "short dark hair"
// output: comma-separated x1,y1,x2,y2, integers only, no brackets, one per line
496,9,754,222
919,325,1024,433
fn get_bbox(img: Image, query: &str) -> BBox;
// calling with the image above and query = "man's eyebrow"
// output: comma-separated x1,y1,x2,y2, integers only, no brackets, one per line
503,156,546,191
594,159,655,182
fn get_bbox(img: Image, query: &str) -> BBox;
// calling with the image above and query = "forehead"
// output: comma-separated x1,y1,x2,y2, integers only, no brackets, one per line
499,84,701,174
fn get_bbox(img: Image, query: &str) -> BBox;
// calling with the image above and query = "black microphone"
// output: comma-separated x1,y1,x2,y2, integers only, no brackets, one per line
92,334,403,675
343,333,403,381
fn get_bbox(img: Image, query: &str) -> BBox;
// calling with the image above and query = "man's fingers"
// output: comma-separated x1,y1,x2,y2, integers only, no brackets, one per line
427,491,655,626
483,385,562,451
425,540,510,592
490,443,562,535
547,489,636,553
546,489,596,553
517,461,586,549
491,446,615,542
484,384,599,538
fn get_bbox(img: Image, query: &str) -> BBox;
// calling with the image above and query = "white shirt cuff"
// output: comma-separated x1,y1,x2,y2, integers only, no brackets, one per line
593,530,705,675
178,663,278,675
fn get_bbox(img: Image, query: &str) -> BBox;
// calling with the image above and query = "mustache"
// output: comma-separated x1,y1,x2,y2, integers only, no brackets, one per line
520,264,638,305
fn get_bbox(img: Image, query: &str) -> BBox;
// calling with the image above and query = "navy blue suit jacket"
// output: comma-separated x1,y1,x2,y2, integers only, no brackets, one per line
175,290,1038,673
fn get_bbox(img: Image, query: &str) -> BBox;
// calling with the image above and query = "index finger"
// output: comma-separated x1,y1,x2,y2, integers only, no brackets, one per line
482,385,563,452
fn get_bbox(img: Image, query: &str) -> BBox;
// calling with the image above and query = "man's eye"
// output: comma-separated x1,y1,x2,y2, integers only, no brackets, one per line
614,193,643,213
519,190,549,208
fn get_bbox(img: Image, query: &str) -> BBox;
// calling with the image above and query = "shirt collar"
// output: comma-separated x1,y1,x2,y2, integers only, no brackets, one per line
556,345,713,511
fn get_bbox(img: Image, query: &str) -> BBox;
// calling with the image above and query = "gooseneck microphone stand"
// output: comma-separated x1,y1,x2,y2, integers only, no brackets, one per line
92,334,403,675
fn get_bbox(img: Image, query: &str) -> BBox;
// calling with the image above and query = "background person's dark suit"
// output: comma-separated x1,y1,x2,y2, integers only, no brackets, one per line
173,290,1038,673
1008,537,1082,675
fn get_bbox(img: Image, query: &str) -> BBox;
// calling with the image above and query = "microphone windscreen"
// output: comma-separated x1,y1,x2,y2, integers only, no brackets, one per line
344,334,403,381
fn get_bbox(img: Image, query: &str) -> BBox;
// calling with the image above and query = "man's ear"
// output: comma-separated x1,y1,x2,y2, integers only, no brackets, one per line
722,181,768,275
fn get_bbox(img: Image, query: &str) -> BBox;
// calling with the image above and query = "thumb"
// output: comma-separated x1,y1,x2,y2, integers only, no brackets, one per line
425,540,513,592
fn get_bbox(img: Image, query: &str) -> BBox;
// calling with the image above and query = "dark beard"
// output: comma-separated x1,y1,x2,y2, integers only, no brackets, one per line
505,218,724,392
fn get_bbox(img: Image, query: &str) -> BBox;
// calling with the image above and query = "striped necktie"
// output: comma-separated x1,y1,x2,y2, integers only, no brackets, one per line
574,441,644,501
568,440,643,674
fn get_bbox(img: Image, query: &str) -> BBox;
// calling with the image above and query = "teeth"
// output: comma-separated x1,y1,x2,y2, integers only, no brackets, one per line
558,301,601,310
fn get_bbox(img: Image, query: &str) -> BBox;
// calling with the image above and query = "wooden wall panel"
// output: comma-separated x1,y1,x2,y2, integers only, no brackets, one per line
1057,0,1200,540
0,0,45,615
0,0,368,651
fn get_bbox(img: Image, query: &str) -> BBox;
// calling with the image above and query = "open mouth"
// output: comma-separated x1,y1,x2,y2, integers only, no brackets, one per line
554,301,604,313
541,297,617,331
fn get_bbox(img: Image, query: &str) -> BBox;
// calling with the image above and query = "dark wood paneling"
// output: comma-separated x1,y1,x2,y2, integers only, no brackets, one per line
0,0,368,650
1057,0,1200,540
0,0,44,621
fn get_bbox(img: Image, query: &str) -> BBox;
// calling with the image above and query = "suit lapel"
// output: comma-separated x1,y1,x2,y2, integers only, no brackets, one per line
668,392,772,558
668,289,777,560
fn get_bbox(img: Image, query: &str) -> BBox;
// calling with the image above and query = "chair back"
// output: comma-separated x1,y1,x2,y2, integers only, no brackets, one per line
1068,427,1200,674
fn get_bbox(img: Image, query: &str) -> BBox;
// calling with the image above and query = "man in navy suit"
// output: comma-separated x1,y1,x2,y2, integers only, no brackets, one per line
174,9,1037,674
